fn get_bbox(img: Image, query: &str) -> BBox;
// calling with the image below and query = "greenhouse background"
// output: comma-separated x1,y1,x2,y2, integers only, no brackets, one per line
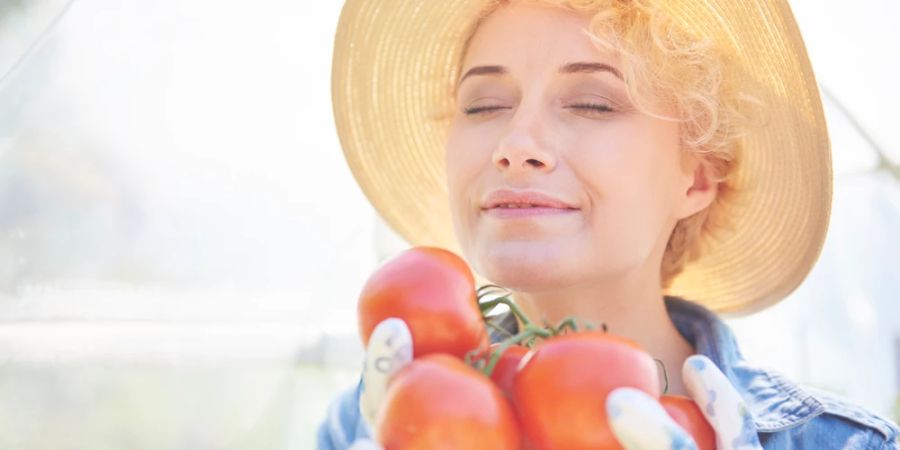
0,0,898,449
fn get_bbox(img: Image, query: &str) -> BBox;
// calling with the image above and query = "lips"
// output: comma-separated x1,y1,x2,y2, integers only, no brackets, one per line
481,189,579,211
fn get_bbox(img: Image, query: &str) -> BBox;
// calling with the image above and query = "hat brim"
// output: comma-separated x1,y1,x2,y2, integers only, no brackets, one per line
331,0,832,316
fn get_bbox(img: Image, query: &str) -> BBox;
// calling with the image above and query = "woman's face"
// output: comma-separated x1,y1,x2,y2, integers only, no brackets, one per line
446,1,711,291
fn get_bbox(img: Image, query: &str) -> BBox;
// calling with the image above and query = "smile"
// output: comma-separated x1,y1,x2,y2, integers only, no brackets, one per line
483,206,579,219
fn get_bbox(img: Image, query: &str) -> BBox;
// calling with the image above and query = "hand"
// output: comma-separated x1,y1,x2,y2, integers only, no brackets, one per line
356,318,414,444
606,355,763,450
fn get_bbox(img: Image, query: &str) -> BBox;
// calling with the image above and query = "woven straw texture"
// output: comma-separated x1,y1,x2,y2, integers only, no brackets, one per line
331,0,832,316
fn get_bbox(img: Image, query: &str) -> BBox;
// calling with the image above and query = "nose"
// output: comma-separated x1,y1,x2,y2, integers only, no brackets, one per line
492,113,557,176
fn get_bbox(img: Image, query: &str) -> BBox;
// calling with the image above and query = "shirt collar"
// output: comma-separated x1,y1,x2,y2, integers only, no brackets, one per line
665,296,825,432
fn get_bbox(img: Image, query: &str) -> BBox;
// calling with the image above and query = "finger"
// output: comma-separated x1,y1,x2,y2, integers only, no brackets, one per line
348,438,384,450
607,387,699,450
359,318,413,430
682,355,762,450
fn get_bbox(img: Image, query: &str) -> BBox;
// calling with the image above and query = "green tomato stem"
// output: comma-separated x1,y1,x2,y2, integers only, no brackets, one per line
486,320,515,339
478,296,534,329
476,283,506,295
482,326,551,377
554,317,579,335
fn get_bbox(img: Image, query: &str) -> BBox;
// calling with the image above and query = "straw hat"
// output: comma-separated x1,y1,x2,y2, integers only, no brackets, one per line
331,0,832,316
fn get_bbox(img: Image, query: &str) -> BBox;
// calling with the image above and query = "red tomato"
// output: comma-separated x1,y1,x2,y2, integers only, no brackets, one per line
484,343,530,399
661,395,716,450
513,332,661,450
377,354,521,450
358,247,488,359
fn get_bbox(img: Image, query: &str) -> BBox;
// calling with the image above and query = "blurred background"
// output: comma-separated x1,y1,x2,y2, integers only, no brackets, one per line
0,0,897,448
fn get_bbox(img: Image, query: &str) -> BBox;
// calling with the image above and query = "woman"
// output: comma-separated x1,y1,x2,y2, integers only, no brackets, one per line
321,0,900,448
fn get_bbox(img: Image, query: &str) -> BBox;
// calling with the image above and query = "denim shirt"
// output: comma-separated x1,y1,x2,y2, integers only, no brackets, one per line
317,296,900,449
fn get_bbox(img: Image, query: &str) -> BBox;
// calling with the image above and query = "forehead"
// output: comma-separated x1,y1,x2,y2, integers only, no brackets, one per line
462,2,616,71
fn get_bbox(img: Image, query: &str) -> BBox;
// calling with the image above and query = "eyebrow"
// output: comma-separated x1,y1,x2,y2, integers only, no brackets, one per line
457,65,507,87
457,61,623,87
558,62,623,80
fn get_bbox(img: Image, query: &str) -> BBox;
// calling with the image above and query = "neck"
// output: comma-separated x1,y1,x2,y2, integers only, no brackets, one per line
513,270,672,348
510,266,696,395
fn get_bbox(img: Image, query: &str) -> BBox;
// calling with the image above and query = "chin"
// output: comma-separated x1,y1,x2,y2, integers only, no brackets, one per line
472,240,581,291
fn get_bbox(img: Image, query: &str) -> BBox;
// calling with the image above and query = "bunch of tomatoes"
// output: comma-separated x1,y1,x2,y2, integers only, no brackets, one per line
358,247,714,450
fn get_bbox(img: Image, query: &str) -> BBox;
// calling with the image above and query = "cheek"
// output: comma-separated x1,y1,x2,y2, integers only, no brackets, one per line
576,118,682,201
572,123,680,256
445,125,489,248
445,130,479,209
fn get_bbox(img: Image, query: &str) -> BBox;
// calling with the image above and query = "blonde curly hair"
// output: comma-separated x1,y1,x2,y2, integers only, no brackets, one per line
462,0,763,288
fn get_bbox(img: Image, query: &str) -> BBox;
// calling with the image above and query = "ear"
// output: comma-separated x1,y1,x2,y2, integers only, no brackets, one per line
674,155,718,220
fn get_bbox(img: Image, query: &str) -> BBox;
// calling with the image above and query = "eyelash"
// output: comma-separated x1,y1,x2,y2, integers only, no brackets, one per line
463,103,614,115
568,103,614,113
463,105,509,115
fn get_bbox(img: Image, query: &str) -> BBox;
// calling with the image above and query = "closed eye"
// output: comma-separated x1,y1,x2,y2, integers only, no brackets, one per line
567,103,614,113
463,105,511,115
464,103,614,115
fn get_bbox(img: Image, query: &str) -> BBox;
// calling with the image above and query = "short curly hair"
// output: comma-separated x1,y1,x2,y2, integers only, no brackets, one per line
463,0,763,288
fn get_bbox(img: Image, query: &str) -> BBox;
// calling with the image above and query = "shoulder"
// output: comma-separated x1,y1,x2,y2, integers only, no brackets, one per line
317,380,372,450
800,386,900,449
749,367,900,449
660,297,899,449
